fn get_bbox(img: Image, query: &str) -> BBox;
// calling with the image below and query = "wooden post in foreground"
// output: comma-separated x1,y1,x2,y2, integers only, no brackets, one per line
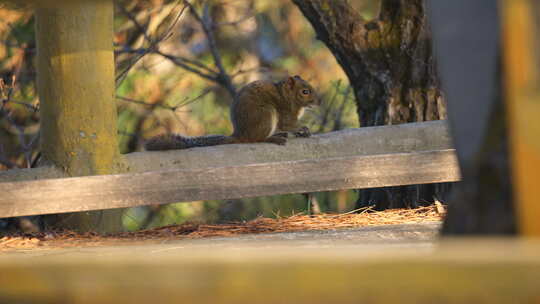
35,0,126,232
428,1,516,234
502,0,540,236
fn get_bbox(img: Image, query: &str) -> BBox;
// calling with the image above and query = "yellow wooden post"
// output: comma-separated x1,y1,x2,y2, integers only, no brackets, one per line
502,0,540,236
35,0,126,232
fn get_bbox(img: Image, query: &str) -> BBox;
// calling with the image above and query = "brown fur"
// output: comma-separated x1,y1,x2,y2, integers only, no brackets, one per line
145,75,321,151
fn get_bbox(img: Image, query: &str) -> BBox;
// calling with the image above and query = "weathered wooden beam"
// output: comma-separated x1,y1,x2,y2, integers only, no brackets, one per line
0,149,459,218
0,239,539,304
0,120,453,182
0,121,457,218
502,0,540,236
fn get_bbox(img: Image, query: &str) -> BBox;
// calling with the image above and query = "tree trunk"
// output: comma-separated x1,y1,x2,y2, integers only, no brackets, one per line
36,1,127,232
292,0,447,209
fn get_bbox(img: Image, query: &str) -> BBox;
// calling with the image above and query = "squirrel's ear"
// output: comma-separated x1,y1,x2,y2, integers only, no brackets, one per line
287,76,296,89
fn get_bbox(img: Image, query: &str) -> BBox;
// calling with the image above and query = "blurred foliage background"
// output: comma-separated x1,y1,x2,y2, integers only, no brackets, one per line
0,0,381,231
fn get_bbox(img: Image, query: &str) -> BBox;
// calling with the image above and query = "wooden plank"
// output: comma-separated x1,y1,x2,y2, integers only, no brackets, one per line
0,120,455,183
0,239,539,304
0,149,460,218
502,0,540,236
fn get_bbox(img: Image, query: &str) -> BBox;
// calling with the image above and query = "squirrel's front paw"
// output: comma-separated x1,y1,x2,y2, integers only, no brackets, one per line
294,126,311,138
266,136,287,145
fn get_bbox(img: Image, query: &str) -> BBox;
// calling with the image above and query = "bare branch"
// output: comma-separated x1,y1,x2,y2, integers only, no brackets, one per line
154,50,219,82
114,1,188,87
155,50,216,74
1,80,39,118
115,1,239,98
115,45,220,82
116,95,179,111
1,76,40,169
160,2,188,42
114,1,153,43
116,87,211,113
184,0,236,97
115,47,149,87
175,87,212,108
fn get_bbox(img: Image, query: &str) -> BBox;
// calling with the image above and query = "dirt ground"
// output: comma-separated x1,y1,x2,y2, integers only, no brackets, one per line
0,204,444,252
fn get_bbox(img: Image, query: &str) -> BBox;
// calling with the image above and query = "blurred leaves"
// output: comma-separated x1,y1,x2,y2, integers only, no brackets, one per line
1,0,366,229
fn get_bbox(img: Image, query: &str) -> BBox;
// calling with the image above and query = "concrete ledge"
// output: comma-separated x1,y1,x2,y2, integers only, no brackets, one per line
0,234,539,304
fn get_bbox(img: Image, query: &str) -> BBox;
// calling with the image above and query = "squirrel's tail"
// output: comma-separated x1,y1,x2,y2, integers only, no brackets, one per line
145,134,237,151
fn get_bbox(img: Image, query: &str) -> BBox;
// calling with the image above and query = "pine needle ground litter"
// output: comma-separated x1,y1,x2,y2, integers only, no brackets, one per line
0,204,444,251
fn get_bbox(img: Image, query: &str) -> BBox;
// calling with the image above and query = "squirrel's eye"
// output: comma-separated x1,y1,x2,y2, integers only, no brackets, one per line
302,89,310,95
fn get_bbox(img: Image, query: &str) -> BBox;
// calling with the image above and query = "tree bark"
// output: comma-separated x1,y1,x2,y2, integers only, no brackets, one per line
292,0,447,209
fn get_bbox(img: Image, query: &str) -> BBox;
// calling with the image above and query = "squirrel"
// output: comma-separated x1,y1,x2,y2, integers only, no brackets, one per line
145,75,321,150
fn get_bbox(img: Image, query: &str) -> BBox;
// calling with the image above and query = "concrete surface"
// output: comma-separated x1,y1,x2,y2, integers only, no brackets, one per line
0,222,441,259
2,223,540,304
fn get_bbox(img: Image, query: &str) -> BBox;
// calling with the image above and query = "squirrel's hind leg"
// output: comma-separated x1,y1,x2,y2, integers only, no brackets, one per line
273,126,311,139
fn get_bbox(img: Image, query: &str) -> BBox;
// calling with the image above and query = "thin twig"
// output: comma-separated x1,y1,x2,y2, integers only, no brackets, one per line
117,86,211,113
116,95,178,111
115,0,153,43
114,1,188,87
0,76,39,169
176,88,213,108
160,1,188,41
155,50,218,81
184,0,236,97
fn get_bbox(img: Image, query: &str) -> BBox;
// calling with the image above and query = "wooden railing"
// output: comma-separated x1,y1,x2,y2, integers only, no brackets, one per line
0,121,459,218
